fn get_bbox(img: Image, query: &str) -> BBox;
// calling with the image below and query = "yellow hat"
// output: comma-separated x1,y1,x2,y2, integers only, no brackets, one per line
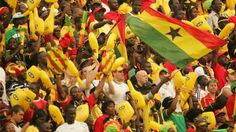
6,63,26,75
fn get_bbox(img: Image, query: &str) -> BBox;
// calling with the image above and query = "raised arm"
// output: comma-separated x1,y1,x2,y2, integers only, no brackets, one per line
166,89,180,116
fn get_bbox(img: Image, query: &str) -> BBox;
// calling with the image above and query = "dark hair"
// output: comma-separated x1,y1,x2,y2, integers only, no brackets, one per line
197,75,206,85
31,109,47,125
186,108,203,122
65,104,75,114
70,86,78,95
10,105,24,115
162,97,173,109
101,100,115,113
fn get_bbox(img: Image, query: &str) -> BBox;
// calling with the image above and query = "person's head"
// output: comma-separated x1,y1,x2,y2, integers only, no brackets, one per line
176,10,186,20
181,66,190,76
70,86,84,101
197,75,209,87
94,7,106,22
112,67,125,82
102,100,116,116
91,0,102,11
10,105,24,124
2,123,15,132
108,0,119,11
211,0,222,13
38,122,52,132
60,1,72,16
131,0,141,14
162,97,174,109
215,111,226,123
12,13,27,26
141,61,152,74
198,56,208,66
207,78,218,94
37,51,48,66
65,104,76,124
0,7,10,21
169,0,180,12
136,70,148,86
31,109,48,125
217,54,229,67
7,38,19,50
159,68,170,80
187,5,198,20
186,108,203,123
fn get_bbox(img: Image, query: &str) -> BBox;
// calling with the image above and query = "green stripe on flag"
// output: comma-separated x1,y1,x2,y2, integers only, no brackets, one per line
126,15,194,68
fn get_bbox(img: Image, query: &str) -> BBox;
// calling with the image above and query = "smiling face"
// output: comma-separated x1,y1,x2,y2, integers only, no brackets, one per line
207,82,218,94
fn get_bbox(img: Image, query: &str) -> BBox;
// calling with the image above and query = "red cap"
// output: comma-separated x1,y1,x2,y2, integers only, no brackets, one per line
93,7,106,14
0,7,8,15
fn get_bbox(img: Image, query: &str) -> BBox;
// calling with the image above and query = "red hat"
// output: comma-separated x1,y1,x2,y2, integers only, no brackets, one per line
93,7,106,14
0,7,8,16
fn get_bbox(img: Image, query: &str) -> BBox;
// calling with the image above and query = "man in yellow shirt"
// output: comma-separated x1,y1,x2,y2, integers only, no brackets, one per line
90,7,113,37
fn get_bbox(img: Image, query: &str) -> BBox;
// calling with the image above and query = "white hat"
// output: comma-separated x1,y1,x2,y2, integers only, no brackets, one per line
12,12,24,19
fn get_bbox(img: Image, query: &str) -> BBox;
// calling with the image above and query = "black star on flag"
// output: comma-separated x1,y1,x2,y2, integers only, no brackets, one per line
166,27,182,40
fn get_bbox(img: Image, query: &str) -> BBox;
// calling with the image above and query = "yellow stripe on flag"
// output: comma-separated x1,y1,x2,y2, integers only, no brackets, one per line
138,11,212,59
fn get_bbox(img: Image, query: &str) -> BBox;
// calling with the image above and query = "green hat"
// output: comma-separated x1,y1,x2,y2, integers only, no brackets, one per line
5,28,20,45
203,0,213,10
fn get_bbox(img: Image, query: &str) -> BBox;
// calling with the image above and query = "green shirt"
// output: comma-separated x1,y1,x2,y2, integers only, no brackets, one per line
163,109,186,132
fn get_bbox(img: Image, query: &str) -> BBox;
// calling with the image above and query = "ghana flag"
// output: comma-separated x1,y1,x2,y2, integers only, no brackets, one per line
126,7,226,68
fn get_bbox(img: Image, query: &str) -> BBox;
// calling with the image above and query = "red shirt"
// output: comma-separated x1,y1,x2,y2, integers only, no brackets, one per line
94,114,109,132
201,93,216,108
32,99,47,110
211,63,227,90
60,97,72,111
226,94,235,120
84,93,97,108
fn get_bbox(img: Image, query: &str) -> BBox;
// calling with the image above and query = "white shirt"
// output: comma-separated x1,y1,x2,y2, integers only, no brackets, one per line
207,11,219,31
105,81,129,105
81,80,109,97
11,123,21,132
157,80,182,112
194,66,206,77
56,121,89,132
195,85,208,102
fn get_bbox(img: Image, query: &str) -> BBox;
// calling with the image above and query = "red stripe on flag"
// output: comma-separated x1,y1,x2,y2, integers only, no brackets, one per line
144,8,226,50
117,15,126,45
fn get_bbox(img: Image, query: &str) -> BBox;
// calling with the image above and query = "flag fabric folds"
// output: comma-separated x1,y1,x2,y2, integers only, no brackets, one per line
126,7,226,68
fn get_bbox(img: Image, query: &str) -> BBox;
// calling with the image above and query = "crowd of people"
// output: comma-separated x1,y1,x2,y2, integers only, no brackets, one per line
1,0,236,131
